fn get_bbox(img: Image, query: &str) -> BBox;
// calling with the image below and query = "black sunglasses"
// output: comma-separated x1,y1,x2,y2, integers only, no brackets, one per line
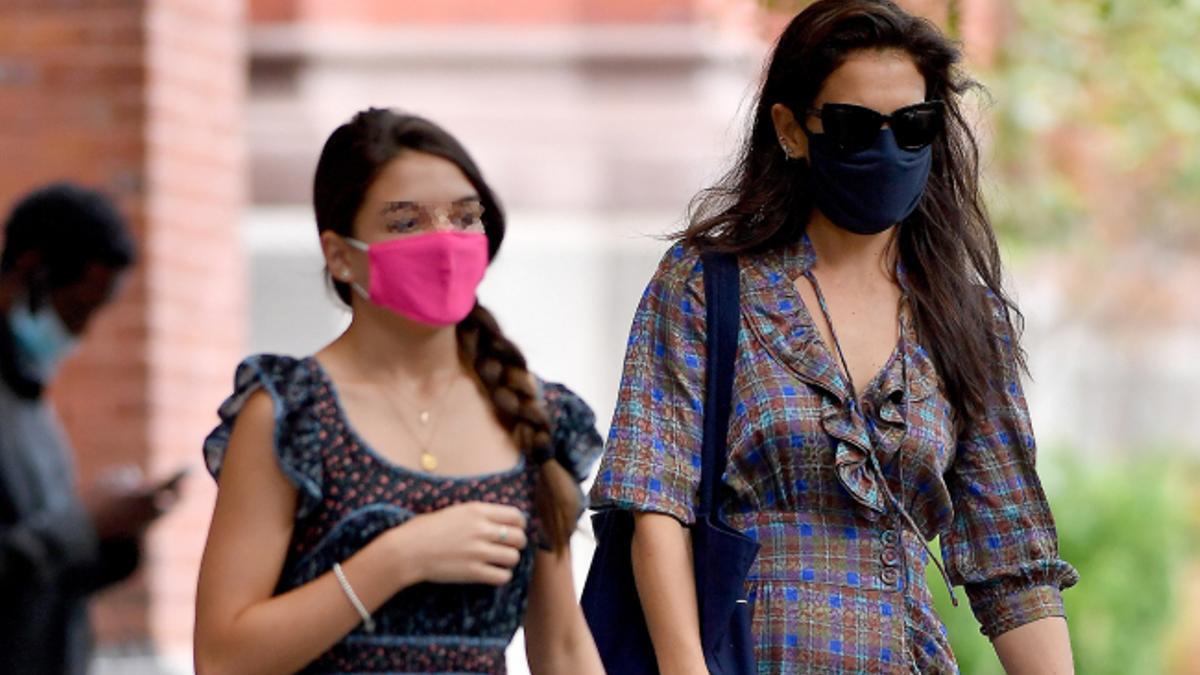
806,100,944,154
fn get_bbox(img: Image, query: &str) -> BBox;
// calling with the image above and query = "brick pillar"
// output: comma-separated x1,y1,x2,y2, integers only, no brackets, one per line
0,0,246,662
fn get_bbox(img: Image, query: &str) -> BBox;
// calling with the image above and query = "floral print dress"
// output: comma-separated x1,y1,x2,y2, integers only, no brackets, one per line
204,354,602,674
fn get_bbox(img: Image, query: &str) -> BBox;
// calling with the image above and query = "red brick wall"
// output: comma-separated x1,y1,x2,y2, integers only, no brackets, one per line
250,0,299,23
141,0,247,652
0,0,246,657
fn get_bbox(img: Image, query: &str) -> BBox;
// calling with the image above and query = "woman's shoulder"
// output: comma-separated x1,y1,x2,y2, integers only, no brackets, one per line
630,241,710,323
649,238,763,300
971,286,1022,344
651,240,707,289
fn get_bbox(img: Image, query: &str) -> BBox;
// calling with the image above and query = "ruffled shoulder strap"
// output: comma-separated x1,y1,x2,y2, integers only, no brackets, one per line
202,354,325,519
539,380,603,483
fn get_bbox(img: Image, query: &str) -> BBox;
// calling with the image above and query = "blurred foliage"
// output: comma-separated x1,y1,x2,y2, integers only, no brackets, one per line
926,453,1200,674
986,0,1200,249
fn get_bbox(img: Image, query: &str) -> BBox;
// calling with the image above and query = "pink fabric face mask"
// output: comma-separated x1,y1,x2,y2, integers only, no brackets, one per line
344,231,489,326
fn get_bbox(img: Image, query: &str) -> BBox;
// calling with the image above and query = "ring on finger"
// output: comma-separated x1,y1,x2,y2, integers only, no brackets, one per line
498,525,509,543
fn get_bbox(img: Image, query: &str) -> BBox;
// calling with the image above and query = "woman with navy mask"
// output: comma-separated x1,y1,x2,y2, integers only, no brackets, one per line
194,109,604,674
589,1,1078,672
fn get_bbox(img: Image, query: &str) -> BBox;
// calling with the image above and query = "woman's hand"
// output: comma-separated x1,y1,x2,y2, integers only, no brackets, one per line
395,501,528,586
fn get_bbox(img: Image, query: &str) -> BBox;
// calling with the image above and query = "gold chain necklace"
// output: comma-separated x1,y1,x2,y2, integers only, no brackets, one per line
375,370,462,472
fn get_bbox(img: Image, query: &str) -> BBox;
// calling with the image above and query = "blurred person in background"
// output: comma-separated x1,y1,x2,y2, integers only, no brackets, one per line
0,182,183,675
589,0,1078,673
194,109,604,675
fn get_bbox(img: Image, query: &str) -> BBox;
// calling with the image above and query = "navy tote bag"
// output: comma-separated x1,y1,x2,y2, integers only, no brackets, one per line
581,252,759,674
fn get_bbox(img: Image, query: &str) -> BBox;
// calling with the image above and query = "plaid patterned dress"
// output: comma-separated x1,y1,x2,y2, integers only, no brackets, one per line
589,238,1078,673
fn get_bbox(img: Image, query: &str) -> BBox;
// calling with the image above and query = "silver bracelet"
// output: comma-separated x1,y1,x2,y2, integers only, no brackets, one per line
332,562,376,633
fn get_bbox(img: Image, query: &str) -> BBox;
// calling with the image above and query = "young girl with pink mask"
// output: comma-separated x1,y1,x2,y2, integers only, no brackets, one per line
194,109,604,675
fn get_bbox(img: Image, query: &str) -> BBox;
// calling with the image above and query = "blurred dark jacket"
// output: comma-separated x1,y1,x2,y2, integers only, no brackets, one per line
0,314,139,675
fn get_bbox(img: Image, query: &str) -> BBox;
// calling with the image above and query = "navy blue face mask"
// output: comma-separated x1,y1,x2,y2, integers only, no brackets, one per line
804,127,933,235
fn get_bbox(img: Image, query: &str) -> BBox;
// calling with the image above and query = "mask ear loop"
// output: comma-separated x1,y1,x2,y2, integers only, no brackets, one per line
339,236,373,302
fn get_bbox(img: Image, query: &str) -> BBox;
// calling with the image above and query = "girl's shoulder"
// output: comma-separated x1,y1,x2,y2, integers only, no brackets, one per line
203,353,327,516
533,378,603,483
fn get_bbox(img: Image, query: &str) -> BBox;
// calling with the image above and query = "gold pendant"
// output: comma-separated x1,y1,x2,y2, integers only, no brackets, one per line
420,452,438,472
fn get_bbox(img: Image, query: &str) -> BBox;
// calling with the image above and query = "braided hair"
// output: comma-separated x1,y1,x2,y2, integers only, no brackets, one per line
456,305,581,550
313,108,580,551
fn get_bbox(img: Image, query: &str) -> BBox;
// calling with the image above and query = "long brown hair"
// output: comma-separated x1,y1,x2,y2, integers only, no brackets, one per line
312,108,580,551
681,0,1022,426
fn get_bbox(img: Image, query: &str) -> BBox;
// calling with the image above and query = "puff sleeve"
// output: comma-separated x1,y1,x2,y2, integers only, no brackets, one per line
588,243,708,524
940,297,1080,638
203,354,326,519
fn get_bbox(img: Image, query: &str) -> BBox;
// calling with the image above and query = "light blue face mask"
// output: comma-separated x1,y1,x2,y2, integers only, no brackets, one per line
7,294,79,383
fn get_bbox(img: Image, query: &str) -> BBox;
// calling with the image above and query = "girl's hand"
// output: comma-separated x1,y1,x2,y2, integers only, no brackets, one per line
397,501,529,586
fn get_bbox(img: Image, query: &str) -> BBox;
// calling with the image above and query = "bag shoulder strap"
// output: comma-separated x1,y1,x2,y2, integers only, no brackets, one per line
698,251,740,519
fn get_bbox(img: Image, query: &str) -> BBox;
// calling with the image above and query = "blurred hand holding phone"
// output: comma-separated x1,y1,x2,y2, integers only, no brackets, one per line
84,464,191,539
